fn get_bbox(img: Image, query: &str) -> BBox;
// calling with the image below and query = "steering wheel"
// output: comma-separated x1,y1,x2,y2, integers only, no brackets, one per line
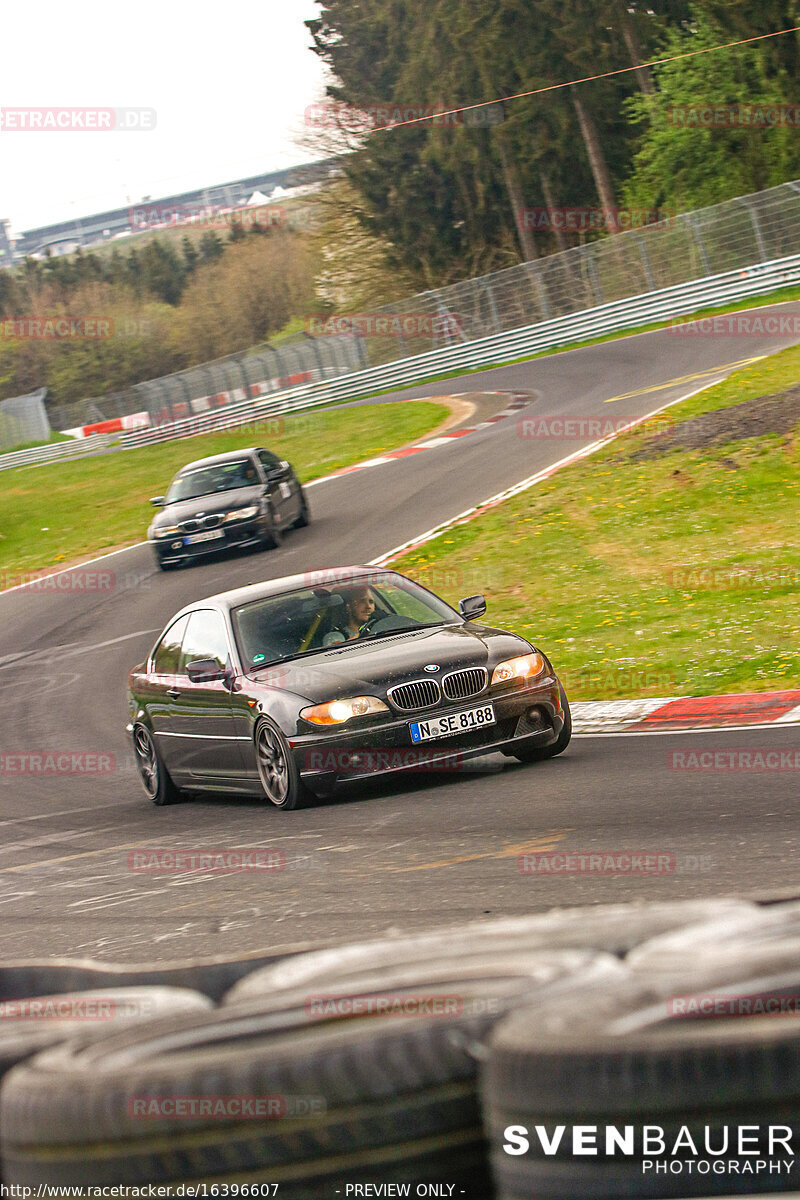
358,613,416,638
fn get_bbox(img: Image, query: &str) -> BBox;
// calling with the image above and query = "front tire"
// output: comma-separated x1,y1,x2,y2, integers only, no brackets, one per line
132,724,182,805
260,512,283,550
293,489,310,528
255,719,312,810
512,684,572,763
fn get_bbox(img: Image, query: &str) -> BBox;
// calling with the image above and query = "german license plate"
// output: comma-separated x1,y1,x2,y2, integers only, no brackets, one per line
410,703,496,743
185,529,224,544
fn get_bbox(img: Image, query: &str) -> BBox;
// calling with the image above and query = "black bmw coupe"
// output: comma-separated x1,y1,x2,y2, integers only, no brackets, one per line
147,447,309,571
127,568,571,809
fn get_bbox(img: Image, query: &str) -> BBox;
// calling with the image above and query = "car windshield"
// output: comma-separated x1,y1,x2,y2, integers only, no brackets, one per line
231,572,460,670
166,460,258,502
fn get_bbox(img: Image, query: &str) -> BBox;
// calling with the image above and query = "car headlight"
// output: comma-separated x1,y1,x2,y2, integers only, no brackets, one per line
491,652,545,685
154,525,181,538
224,505,260,522
300,696,389,725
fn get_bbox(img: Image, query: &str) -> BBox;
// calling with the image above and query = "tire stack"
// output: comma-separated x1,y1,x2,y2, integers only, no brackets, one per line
2,899,800,1198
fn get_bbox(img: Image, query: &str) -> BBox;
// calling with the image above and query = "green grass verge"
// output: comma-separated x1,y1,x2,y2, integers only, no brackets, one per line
393,343,800,700
359,283,800,399
0,401,448,581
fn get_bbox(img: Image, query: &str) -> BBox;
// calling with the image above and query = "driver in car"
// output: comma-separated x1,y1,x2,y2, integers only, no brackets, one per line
322,585,376,645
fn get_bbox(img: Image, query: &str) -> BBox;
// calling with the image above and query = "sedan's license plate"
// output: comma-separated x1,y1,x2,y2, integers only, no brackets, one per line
410,703,496,743
185,530,225,545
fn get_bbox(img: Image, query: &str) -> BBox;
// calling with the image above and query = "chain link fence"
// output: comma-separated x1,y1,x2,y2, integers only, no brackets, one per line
48,180,800,431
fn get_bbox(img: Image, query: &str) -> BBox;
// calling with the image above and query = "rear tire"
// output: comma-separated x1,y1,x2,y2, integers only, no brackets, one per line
132,724,181,806
512,683,571,763
255,719,312,810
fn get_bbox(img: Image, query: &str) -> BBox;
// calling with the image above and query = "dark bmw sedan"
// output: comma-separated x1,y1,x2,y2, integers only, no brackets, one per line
127,568,571,810
147,447,309,570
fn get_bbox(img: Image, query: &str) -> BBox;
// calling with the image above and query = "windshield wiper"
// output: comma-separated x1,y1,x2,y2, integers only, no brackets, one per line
360,621,450,641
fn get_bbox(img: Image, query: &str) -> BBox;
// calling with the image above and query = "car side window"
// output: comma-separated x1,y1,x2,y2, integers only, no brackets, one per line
258,450,282,475
152,615,190,675
378,584,434,623
179,609,231,675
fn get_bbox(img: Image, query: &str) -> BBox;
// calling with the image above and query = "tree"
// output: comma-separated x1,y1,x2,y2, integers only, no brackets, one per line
137,238,185,305
181,236,199,275
622,8,800,211
199,231,224,262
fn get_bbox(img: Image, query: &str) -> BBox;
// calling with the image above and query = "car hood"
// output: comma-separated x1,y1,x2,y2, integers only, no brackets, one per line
152,485,264,527
246,623,536,703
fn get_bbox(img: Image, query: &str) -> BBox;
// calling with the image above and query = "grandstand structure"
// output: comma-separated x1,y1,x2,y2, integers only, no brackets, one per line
3,158,339,262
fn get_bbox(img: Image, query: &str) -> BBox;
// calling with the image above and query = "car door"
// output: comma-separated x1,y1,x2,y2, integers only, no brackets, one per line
258,449,300,525
168,608,247,783
146,614,190,775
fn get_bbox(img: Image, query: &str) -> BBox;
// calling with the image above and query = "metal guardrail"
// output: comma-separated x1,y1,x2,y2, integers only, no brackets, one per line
119,253,800,450
47,178,800,431
0,433,113,473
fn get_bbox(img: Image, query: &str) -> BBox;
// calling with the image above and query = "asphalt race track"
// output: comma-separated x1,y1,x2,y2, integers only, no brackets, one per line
2,305,800,963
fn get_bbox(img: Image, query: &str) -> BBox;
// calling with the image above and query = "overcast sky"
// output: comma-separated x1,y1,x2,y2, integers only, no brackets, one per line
0,0,331,234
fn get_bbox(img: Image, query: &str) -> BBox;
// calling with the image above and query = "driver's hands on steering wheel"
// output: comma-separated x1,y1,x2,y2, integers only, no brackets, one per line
356,613,382,637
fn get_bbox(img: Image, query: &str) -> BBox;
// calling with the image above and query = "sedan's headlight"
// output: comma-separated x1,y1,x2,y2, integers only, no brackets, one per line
224,505,260,522
491,652,545,685
154,525,181,538
300,696,389,725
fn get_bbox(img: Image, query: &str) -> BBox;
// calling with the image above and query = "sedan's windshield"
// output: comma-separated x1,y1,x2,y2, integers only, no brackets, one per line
166,459,259,502
232,572,460,669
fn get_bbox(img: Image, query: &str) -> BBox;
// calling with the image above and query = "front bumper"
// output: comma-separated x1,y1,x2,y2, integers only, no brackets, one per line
291,678,564,787
151,520,263,564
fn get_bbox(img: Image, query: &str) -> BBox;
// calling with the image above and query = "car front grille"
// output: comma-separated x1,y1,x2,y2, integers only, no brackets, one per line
388,679,441,711
442,667,487,701
180,514,224,533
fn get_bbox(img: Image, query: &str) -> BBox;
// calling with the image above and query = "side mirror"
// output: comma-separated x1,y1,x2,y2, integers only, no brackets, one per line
459,594,486,621
186,658,226,684
150,496,166,507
